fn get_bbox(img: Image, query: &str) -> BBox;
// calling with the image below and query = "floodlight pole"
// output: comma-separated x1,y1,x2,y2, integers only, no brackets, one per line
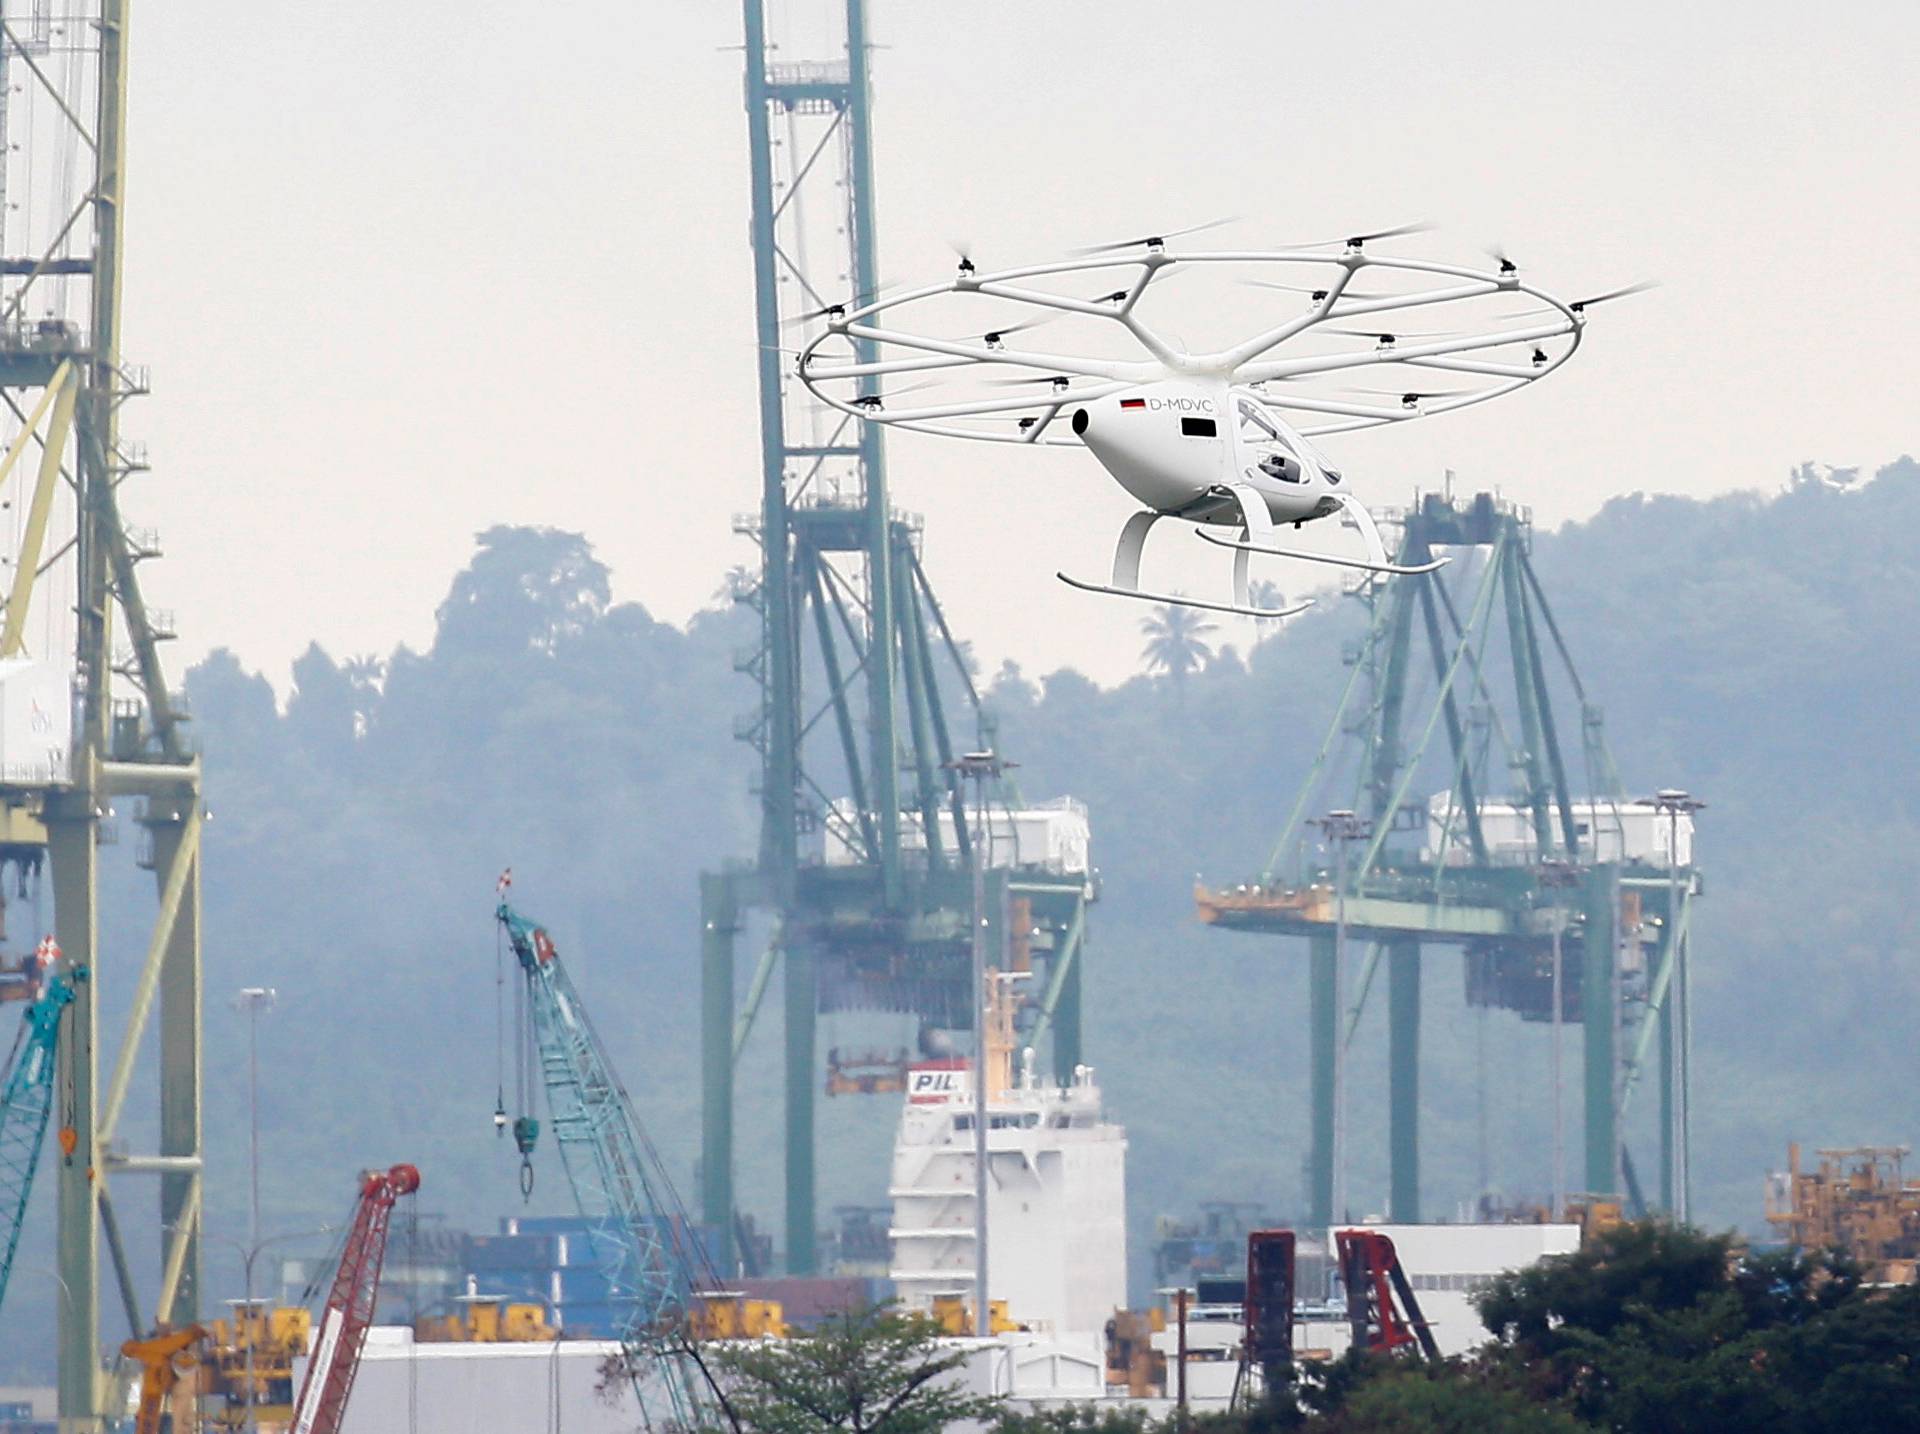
1314,811,1368,1224
1643,789,1702,1222
947,751,1012,1339
235,989,277,1257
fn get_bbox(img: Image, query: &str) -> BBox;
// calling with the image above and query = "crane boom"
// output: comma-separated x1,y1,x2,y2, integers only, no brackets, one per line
0,964,81,1315
496,902,715,1427
289,1162,421,1434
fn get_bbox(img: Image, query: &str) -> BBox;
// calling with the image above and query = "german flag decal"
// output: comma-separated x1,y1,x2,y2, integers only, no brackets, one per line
1120,397,1146,410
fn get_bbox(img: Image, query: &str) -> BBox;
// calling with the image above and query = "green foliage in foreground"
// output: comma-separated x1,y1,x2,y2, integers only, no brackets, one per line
702,1305,1000,1434
1475,1221,1920,1432
1003,1221,1920,1434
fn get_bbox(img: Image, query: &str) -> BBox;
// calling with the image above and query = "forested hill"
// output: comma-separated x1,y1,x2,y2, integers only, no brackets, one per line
5,459,1915,1381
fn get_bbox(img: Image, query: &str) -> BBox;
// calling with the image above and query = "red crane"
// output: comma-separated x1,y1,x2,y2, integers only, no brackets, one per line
1335,1229,1439,1361
290,1163,421,1434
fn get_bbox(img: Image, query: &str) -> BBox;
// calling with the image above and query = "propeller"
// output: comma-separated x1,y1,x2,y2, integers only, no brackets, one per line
851,378,943,410
1568,279,1658,313
1275,220,1433,251
976,313,1062,348
781,278,905,327
1322,325,1464,344
1242,279,1404,302
1337,383,1476,406
982,372,1079,389
1483,242,1518,277
785,300,848,327
1505,280,1659,320
1068,216,1239,257
948,237,977,277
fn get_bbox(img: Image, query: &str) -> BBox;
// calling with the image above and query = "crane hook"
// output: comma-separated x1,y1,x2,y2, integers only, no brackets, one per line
519,1157,535,1201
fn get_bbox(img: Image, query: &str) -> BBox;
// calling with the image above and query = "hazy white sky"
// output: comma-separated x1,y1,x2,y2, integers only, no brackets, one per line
117,0,1917,688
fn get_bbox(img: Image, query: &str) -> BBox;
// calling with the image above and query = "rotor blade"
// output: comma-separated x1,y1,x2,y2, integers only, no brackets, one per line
780,278,906,327
1068,215,1239,257
1243,280,1404,302
1503,280,1658,321
1322,325,1465,343
850,378,944,409
1482,242,1518,276
1336,384,1477,403
982,372,1081,388
1570,279,1658,311
783,303,847,328
973,312,1065,343
1349,220,1434,244
1276,220,1433,250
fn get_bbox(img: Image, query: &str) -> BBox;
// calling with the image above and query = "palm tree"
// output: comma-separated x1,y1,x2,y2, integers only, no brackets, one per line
342,653,386,691
1248,580,1290,635
1139,601,1218,690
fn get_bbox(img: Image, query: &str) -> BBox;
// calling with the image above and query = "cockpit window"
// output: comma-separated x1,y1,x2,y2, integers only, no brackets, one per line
1238,399,1281,441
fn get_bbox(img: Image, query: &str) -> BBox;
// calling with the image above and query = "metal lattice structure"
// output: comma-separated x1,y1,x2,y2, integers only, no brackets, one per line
0,6,206,1427
500,904,713,1428
1198,490,1698,1223
700,0,1094,1276
0,965,79,1312
287,1163,419,1434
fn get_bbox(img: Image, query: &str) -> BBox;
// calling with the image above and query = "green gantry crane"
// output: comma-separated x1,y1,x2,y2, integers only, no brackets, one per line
699,0,1096,1278
1199,489,1699,1225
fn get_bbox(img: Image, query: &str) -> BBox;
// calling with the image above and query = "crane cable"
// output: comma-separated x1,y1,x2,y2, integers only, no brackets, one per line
516,960,534,1200
493,917,508,1137
492,909,538,1197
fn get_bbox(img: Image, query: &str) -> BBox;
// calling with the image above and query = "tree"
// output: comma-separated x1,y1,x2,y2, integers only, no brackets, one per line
432,524,611,659
1318,1364,1591,1433
1475,1222,1920,1433
1475,1221,1735,1357
1247,580,1290,635
996,1405,1159,1434
1139,602,1218,687
701,1305,1000,1434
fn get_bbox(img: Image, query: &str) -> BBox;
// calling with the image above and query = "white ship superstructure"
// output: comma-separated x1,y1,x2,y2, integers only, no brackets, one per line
888,1024,1127,1341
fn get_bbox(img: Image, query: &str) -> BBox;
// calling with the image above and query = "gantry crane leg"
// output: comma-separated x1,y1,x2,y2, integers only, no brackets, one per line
1308,933,1335,1227
1387,938,1420,1222
699,875,738,1272
1582,866,1619,1196
151,812,202,1326
782,936,816,1276
50,801,100,1433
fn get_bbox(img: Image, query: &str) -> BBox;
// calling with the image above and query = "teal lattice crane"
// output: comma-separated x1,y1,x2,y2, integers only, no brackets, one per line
496,902,716,1428
0,963,82,1315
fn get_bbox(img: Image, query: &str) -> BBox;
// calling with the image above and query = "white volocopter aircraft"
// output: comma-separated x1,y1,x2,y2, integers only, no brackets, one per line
797,222,1647,618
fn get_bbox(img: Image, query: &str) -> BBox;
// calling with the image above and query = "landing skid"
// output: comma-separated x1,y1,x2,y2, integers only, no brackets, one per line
1197,528,1450,576
1057,571,1313,619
